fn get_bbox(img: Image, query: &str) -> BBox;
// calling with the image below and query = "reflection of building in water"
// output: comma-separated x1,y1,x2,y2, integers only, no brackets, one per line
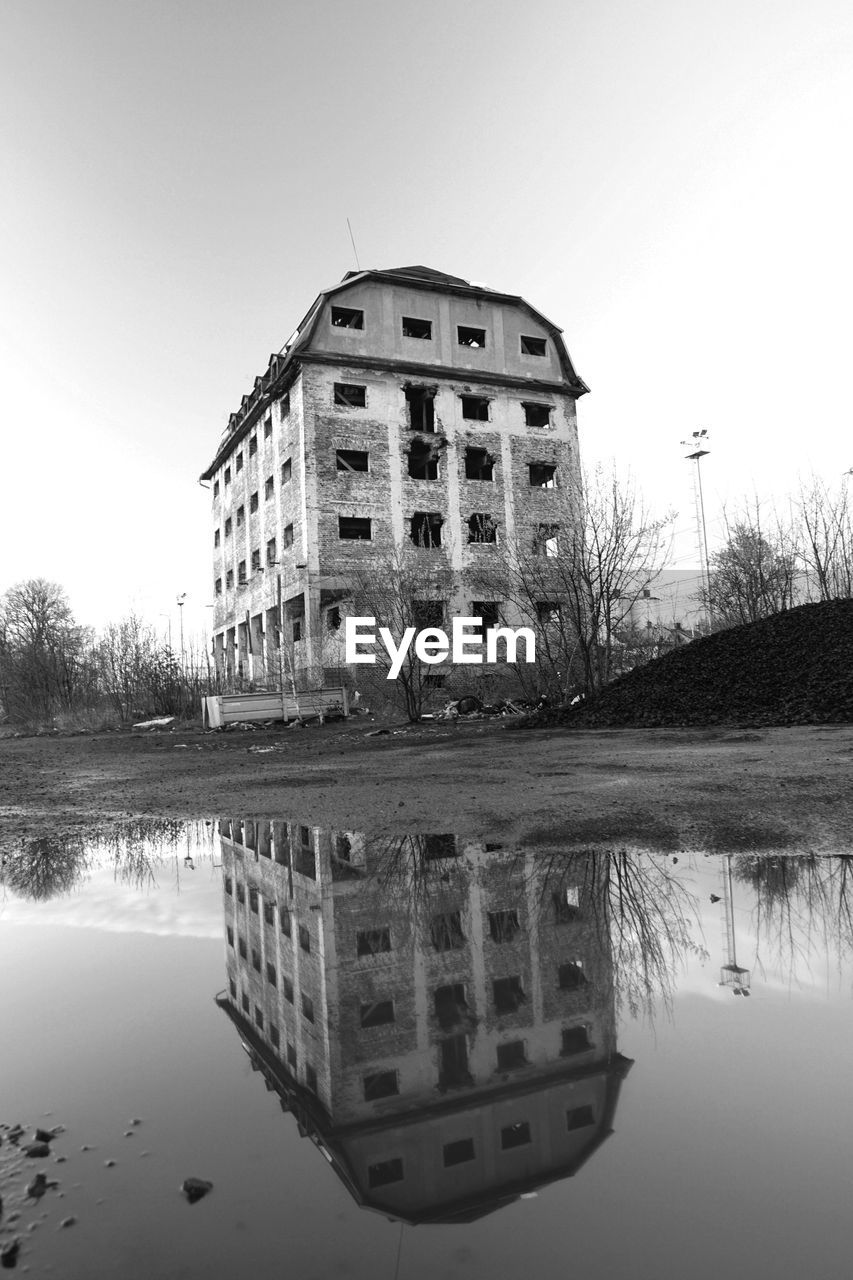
215,819,632,1223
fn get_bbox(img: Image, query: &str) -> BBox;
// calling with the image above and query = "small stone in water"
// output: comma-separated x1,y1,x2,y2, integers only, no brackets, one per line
33,1131,53,1145
1,1238,20,1268
59,1217,76,1229
22,1144,49,1159
181,1178,213,1204
104,1160,116,1169
25,1174,47,1200
129,1119,142,1127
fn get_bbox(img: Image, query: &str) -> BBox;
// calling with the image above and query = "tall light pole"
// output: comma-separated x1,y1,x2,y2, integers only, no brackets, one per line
681,430,713,630
176,593,187,664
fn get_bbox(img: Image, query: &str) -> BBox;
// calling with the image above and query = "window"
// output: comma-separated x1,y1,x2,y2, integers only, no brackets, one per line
553,886,580,923
334,383,366,408
488,909,520,943
360,1000,395,1028
292,620,302,643
520,334,547,357
265,475,274,500
470,601,499,634
249,434,257,456
266,962,277,987
301,993,314,1022
561,1025,593,1055
423,833,457,859
410,511,442,548
339,516,372,540
357,928,391,957
226,569,234,590
283,523,294,549
238,561,247,586
558,961,586,990
224,516,232,537
229,978,237,998
430,911,464,952
326,606,341,632
406,385,435,432
493,975,525,1013
461,395,489,421
467,513,497,544
283,977,294,1003
497,1040,527,1070
443,1138,475,1168
402,316,432,339
266,538,277,565
464,447,494,481
270,1022,280,1048
408,439,439,480
566,1105,595,1131
224,876,232,896
523,402,552,428
238,935,247,958
263,900,275,926
251,948,261,973
298,924,311,953
281,458,292,484
305,1064,318,1093
434,983,467,1029
535,523,560,557
336,449,369,472
529,463,557,489
500,1121,531,1150
236,882,245,905
264,416,272,440
226,926,234,947
280,392,290,418
214,528,220,548
250,491,259,513
224,467,231,486
241,993,249,1013
280,909,292,938
251,548,261,572
458,325,486,348
215,577,222,596
412,600,444,629
236,504,245,527
286,1041,297,1069
439,1035,471,1087
367,1159,404,1189
331,305,364,329
363,1071,399,1101
254,1005,264,1029
213,480,220,499
236,453,244,473
537,602,561,625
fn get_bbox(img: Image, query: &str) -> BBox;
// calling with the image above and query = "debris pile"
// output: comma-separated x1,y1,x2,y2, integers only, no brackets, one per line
533,600,853,729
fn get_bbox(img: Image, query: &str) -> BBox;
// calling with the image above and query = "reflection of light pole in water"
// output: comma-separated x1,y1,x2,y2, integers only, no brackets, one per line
681,430,713,630
717,854,751,996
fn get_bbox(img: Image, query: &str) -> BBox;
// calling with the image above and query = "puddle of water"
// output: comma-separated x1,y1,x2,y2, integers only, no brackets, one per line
1,820,852,1279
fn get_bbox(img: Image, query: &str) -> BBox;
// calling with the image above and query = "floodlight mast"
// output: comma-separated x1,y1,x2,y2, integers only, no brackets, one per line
681,430,713,630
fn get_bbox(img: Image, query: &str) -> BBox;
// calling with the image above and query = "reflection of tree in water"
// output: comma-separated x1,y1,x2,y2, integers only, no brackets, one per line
1,819,210,901
733,854,853,975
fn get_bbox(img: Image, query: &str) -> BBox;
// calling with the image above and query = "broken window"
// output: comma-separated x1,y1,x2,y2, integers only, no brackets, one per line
226,569,234,590
464,447,494,480
467,513,497,544
241,993,249,1014
430,911,465,952
298,924,310,953
334,383,366,408
238,934,246,956
266,538,277,565
265,475,274,499
214,528,220,548
215,577,222,596
534,523,560,557
408,439,439,480
363,1071,398,1101
405,385,435,432
410,511,443,548
249,434,257,456
251,548,261,572
500,1121,531,1150
224,517,232,537
470,601,500,634
561,1025,593,1055
264,416,272,439
266,962,276,987
224,467,231,486
326,605,341,632
402,316,432,339
367,1158,404,1189
497,1040,527,1070
292,619,302,642
553,886,580,923
283,978,294,1003
520,334,547,357
443,1138,475,1167
523,402,552,428
493,975,525,1013
263,899,274,924
279,391,291,419
331,305,364,329
458,325,486,348
336,449,369,472
283,523,294,549
281,458,292,484
280,909,291,938
286,1040,297,1068
536,602,561,625
434,983,467,1029
270,1022,280,1048
529,463,557,488
301,993,314,1022
251,947,260,972
339,516,372,540
236,883,245,905
558,960,587,990
236,454,244,473
360,1000,395,1029
254,1005,263,1029
461,395,489,421
566,1105,595,1131
439,1035,471,1087
356,928,391,957
488,909,520,943
294,827,315,878
250,491,258,513
237,560,247,585
236,505,245,527
213,480,220,499
412,600,444,629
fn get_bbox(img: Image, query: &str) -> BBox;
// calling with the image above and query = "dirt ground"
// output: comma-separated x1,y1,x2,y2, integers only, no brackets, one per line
1,718,851,854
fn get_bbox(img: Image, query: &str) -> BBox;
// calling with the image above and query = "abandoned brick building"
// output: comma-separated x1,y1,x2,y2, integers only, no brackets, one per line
216,817,632,1222
201,265,588,689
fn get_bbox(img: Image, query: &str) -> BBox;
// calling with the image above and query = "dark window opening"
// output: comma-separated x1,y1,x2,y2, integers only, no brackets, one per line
281,458,292,483
251,548,261,572
237,505,245,527
430,911,465,952
529,462,557,488
283,977,294,1003
524,402,552,429
497,1040,527,1070
493,975,526,1013
250,492,258,513
336,448,369,472
226,925,234,946
423,833,457,859
215,578,222,596
298,924,311,953
534,523,560,557
368,1158,404,1189
214,528,220,547
461,395,489,421
443,1138,475,1167
363,1071,398,1101
238,561,247,585
224,517,232,537
567,1105,595,1131
412,600,445,630
553,887,580,923
470,601,500,634
410,511,443,548
270,1022,280,1048
251,948,261,973
286,1041,297,1068
225,568,233,589
458,325,486,348
439,1035,471,1088
280,909,292,938
520,334,547,357
467,513,497,544
501,1121,531,1150
267,538,277,565
434,983,467,1030
402,316,432,339
488,909,520,943
465,447,494,480
249,435,257,457
280,392,291,418
265,475,274,499
294,831,315,879
360,1000,395,1029
406,385,435,433
266,962,277,986
263,900,274,925
339,516,372,540
537,602,561,625
357,928,391,957
558,961,587,990
213,480,220,499
305,1064,318,1093
326,606,341,632
408,439,439,480
282,523,294,549
224,467,231,485
331,306,364,329
229,978,237,998
334,383,366,408
264,416,272,439
561,1026,593,1055
301,993,314,1022
241,992,249,1013
236,454,244,473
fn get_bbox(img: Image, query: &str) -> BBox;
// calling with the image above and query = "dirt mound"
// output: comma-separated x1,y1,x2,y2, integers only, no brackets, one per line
541,599,853,728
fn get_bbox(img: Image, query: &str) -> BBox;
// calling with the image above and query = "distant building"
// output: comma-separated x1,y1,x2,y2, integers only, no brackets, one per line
216,819,632,1223
200,266,588,689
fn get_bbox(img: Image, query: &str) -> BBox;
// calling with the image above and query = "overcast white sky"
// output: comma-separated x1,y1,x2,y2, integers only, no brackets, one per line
2,0,851,641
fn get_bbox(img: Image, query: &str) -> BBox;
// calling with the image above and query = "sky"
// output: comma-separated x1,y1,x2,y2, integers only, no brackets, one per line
2,0,852,643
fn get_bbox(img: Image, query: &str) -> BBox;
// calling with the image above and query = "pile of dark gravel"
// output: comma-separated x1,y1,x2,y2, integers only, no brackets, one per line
531,599,853,729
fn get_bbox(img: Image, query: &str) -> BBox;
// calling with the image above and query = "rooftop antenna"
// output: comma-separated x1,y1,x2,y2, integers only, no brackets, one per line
346,218,361,272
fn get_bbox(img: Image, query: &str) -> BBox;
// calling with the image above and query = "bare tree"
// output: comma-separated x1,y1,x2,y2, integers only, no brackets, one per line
795,473,853,602
706,501,800,627
0,579,93,721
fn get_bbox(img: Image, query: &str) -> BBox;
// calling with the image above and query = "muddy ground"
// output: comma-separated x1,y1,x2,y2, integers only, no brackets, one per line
1,719,851,853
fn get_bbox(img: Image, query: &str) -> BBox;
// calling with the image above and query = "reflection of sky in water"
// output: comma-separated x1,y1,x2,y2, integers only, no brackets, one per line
1,826,852,1280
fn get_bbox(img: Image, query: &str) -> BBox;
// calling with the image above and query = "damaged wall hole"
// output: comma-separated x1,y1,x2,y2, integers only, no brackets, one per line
461,395,489,422
410,511,443,547
331,306,364,329
325,605,341,632
336,448,369,472
402,316,432,339
405,385,436,432
464,447,494,481
334,383,367,408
